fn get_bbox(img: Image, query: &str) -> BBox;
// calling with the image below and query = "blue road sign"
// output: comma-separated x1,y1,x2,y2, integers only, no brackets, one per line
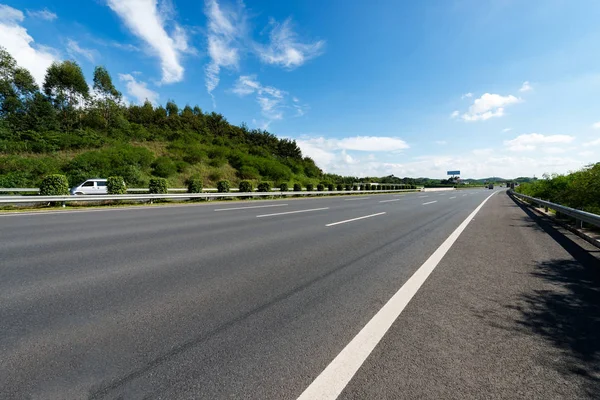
447,170,460,175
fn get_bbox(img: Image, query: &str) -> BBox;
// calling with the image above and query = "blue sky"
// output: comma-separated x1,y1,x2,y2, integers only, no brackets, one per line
1,0,600,178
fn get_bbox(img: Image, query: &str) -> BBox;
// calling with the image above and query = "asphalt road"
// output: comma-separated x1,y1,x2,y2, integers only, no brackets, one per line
1,188,598,399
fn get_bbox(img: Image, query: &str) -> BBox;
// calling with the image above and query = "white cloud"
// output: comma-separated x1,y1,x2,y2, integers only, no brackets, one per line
461,92,473,99
584,138,600,146
256,18,324,69
233,75,287,121
66,39,95,63
579,150,594,157
504,133,575,152
204,0,244,97
450,110,460,118
107,0,190,84
502,128,513,133
592,121,600,129
26,9,57,21
472,148,493,156
119,73,159,104
435,140,447,145
297,135,409,163
0,4,58,85
460,93,522,121
519,81,532,92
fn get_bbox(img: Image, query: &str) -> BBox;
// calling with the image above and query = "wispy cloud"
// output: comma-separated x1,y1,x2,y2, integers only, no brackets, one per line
456,93,522,121
592,121,600,129
584,138,600,146
519,81,532,92
0,4,58,85
255,18,324,69
204,0,244,99
233,75,286,120
119,73,159,105
66,39,95,63
504,133,574,151
461,92,473,99
435,140,447,145
107,0,191,84
502,128,513,133
26,8,57,21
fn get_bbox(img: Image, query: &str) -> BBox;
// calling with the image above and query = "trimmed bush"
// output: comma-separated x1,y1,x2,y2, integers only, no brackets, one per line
107,176,126,194
336,183,343,191
187,177,203,193
352,185,358,191
40,174,69,195
293,183,302,192
279,183,289,192
149,177,168,194
317,184,324,191
257,182,271,192
238,180,253,192
217,180,230,193
306,183,314,191
365,183,371,190
359,184,365,191
345,184,352,191
327,183,334,191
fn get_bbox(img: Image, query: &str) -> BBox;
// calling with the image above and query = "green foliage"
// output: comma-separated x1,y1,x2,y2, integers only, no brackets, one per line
149,177,168,194
217,180,230,193
279,183,289,192
257,182,271,192
317,184,324,191
365,184,371,190
294,183,302,192
306,183,314,191
187,177,203,193
345,184,352,191
327,183,334,191
152,157,177,178
336,183,343,191
107,176,126,194
40,174,69,195
239,180,253,192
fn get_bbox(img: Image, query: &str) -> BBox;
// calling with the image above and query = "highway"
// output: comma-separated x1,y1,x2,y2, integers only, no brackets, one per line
1,189,599,399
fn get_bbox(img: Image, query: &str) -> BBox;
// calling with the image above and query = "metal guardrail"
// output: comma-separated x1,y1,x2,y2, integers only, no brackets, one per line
0,189,420,205
0,187,298,194
511,190,600,228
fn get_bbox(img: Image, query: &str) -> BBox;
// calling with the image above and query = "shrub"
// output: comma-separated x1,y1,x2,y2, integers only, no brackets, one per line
365,184,371,190
149,177,168,194
359,184,365,191
353,185,358,191
279,183,289,192
336,184,343,191
151,157,177,178
317,184,324,191
187,178,203,193
238,165,260,180
328,183,334,191
345,184,352,191
293,183,302,191
40,174,69,195
217,180,230,193
257,182,271,192
239,180,253,192
107,176,126,194
306,183,314,191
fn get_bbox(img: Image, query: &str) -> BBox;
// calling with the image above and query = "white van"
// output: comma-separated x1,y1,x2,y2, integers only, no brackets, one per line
70,179,108,195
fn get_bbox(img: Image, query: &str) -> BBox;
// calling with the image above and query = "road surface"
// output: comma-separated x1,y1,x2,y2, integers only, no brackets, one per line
1,189,598,399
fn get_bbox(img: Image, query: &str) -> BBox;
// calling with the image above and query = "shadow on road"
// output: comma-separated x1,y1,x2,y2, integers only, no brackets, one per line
509,195,600,397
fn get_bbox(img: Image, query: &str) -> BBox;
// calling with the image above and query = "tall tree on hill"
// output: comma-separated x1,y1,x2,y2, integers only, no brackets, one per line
43,60,89,131
0,47,38,131
92,66,122,128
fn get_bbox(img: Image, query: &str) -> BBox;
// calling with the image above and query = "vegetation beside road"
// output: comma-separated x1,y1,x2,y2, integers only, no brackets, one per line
515,163,600,215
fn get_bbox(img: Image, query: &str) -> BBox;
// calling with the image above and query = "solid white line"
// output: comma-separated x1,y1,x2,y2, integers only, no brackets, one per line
393,195,405,197
344,197,371,201
296,191,497,400
256,207,329,218
418,195,428,198
326,212,386,227
422,201,438,205
449,196,457,199
214,204,288,211
379,199,401,203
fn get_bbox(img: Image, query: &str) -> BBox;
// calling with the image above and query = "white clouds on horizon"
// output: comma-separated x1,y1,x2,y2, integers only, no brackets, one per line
119,73,159,104
26,8,57,21
107,0,191,84
0,4,58,85
504,133,574,152
585,138,600,146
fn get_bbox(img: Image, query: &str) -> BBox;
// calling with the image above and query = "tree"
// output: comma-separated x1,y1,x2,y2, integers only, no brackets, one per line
92,66,122,128
43,60,89,130
0,47,38,129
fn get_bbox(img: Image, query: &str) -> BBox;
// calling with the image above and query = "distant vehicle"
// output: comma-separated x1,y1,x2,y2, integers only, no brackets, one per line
488,184,494,189
71,179,108,195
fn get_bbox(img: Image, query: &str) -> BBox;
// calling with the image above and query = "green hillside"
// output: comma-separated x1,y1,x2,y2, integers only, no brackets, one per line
0,48,322,189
